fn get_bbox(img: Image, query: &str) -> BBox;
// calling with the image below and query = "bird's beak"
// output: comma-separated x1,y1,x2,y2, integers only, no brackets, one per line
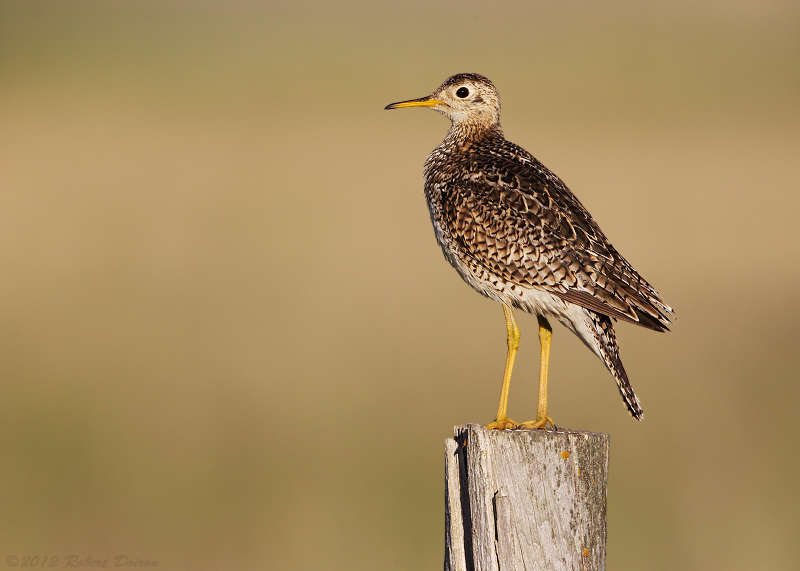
385,96,445,110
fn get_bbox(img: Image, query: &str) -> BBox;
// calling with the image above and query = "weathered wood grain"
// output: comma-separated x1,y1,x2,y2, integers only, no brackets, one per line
445,424,609,571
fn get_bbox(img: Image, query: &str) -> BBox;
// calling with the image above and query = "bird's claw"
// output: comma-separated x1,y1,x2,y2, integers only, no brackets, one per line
486,416,517,430
515,416,556,430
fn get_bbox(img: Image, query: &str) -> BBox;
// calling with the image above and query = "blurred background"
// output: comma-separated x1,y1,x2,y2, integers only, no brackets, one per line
1,1,799,569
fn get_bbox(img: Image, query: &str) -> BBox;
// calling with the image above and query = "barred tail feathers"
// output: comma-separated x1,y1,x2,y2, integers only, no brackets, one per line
557,305,643,420
590,311,643,420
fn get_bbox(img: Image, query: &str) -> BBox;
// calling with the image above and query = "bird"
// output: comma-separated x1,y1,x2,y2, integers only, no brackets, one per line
385,73,673,429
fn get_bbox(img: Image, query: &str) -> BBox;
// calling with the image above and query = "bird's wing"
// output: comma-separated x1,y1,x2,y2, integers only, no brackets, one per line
444,142,673,331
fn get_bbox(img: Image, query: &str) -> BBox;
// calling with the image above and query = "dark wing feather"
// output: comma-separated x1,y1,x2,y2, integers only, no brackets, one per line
444,137,673,330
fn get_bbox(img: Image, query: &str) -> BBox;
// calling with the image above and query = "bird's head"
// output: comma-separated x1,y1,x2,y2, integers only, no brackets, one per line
385,73,501,135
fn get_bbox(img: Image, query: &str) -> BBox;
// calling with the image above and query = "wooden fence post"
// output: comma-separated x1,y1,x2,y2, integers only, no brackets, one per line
444,424,609,571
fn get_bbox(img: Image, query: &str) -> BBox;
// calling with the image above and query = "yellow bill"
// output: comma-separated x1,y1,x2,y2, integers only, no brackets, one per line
385,97,445,110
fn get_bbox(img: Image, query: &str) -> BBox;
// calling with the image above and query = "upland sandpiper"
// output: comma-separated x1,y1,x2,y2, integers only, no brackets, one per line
386,73,673,429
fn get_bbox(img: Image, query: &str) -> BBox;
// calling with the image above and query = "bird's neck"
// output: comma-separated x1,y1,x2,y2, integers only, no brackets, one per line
442,122,504,151
425,123,504,183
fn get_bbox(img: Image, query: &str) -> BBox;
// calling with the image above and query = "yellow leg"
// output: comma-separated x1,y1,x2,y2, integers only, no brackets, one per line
486,304,520,430
518,316,556,430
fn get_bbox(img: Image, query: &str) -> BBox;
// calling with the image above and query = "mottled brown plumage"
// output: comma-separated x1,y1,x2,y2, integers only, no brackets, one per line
386,73,673,424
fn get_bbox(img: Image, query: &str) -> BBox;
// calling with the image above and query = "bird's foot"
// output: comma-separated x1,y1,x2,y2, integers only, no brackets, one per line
486,416,517,430
515,416,556,430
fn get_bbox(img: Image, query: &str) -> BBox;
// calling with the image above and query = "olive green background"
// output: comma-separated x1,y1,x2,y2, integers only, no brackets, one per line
1,1,799,569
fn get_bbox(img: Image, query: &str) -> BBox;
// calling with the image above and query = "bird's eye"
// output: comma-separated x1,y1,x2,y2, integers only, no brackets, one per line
456,87,469,98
